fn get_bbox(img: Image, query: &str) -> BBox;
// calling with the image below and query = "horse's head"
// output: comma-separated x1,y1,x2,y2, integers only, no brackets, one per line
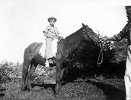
81,23,99,44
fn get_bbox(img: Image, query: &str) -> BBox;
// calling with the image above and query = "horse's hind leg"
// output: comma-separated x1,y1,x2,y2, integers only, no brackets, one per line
21,60,30,91
26,61,37,91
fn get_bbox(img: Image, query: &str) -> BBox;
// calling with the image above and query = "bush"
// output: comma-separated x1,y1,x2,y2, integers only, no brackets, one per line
0,61,22,83
111,39,127,63
95,38,127,78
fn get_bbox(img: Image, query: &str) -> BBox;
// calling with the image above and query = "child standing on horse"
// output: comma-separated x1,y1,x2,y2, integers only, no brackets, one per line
43,17,60,67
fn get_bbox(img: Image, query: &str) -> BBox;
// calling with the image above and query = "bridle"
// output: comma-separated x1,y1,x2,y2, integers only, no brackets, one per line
82,26,104,65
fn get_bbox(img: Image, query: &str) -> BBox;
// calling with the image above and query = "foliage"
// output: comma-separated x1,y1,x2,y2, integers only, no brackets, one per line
111,39,127,63
96,37,127,78
0,61,22,83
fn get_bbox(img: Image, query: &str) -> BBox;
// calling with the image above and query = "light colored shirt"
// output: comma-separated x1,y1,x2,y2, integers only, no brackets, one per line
44,25,59,39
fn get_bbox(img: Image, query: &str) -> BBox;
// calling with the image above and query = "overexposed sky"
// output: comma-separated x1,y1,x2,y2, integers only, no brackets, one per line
0,0,130,63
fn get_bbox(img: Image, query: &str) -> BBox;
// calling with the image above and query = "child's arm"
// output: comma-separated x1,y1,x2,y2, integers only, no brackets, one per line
43,31,54,39
43,26,54,39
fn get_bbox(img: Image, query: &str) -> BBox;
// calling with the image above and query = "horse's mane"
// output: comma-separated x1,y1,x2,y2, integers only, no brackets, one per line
65,27,83,41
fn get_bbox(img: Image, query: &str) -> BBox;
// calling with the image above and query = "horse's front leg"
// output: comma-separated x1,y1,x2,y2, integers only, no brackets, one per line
55,61,62,94
55,52,65,94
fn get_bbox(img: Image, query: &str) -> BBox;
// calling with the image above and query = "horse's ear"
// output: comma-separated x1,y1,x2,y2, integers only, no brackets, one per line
82,23,86,27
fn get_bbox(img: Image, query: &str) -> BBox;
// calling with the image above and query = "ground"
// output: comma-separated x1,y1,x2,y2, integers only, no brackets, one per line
0,77,125,100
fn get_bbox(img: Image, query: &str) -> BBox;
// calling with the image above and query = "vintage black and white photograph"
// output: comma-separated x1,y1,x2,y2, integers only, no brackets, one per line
0,0,130,100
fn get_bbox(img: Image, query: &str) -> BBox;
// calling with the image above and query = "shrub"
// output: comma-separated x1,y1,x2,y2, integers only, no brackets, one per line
0,61,22,83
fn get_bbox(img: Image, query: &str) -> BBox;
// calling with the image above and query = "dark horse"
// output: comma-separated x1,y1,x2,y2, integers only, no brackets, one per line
55,23,103,94
21,23,102,94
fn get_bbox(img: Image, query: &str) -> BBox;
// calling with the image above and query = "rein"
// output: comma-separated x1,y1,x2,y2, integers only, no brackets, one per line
97,42,103,65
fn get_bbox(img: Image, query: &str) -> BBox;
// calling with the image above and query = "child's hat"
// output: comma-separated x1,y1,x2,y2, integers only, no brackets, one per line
48,17,57,22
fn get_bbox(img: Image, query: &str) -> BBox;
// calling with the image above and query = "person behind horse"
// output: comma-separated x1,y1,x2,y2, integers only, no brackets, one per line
108,6,131,100
43,17,60,67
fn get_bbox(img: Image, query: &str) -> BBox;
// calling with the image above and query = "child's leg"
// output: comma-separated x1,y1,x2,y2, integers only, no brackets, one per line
45,38,53,67
45,38,53,59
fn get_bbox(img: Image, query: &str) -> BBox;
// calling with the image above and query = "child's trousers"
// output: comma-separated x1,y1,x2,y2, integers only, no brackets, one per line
45,38,53,59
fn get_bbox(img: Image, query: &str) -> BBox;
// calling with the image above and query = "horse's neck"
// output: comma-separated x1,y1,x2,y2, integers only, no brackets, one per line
69,33,84,51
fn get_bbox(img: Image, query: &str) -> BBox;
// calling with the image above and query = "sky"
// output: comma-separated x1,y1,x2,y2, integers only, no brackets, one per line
0,0,130,63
